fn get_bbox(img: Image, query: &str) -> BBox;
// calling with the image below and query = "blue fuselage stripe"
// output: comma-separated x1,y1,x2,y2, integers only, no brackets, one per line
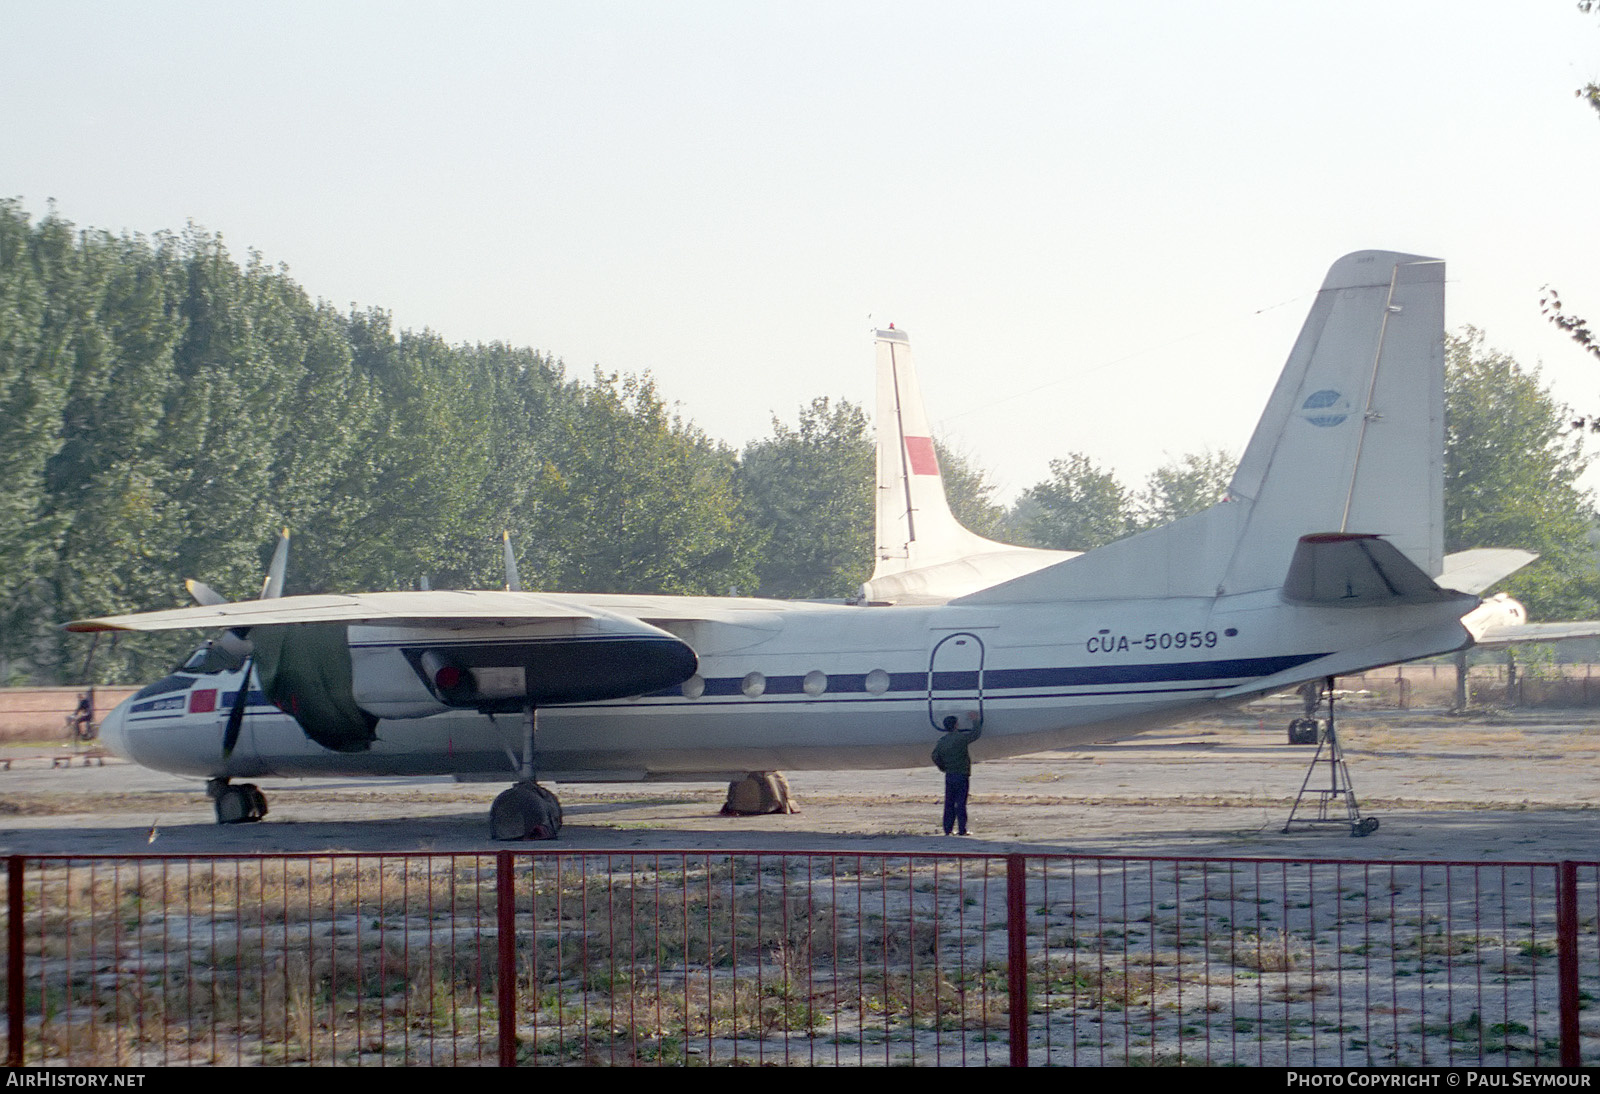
646,653,1325,700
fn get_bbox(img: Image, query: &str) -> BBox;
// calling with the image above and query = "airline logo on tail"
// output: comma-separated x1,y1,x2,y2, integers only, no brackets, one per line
1299,390,1352,427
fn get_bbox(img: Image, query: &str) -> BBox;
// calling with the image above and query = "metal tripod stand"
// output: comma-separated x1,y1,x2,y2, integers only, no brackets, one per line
1283,676,1380,837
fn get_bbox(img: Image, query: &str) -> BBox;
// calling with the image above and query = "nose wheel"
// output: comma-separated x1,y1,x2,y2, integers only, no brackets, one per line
207,778,268,824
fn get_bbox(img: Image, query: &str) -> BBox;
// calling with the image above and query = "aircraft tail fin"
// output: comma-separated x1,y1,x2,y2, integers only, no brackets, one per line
864,328,1074,603
1220,251,1445,589
958,251,1446,605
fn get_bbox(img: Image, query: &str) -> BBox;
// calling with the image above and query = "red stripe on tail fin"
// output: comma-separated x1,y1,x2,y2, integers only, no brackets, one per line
905,436,940,476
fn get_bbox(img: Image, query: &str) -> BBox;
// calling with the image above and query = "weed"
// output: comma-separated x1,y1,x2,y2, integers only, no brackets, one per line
1219,929,1306,973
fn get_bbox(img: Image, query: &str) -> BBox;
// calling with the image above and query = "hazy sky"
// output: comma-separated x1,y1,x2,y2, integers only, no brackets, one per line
6,2,1599,500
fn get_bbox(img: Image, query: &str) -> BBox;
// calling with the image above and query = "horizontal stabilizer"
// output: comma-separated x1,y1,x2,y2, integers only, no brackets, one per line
1282,534,1466,607
1436,548,1539,594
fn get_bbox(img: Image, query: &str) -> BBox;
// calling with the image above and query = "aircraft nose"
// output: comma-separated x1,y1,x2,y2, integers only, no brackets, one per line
97,697,132,761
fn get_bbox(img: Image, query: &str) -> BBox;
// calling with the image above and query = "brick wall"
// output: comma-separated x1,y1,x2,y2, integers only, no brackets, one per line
0,686,139,742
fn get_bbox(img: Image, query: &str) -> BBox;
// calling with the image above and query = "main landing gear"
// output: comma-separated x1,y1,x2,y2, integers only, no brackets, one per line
489,703,564,840
1287,680,1322,744
207,777,268,824
491,781,563,840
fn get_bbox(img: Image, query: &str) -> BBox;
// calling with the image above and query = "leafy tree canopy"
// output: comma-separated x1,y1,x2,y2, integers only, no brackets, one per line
1005,452,1135,551
1444,328,1598,618
1132,448,1237,531
0,203,772,683
934,441,1008,540
739,397,872,599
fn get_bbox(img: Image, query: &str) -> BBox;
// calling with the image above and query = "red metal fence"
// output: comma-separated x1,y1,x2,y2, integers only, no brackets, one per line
4,852,1595,1066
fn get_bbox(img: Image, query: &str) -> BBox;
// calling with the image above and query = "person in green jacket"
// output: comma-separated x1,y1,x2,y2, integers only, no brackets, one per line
931,714,983,836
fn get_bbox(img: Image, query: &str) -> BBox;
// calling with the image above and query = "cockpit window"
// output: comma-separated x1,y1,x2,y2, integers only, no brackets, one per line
178,640,245,674
134,674,197,700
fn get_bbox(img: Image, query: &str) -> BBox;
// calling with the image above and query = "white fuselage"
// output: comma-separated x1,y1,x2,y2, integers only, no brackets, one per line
100,588,1471,782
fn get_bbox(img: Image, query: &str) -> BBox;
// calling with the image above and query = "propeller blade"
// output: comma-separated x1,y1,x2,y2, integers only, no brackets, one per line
503,531,522,592
260,528,290,600
222,659,253,759
186,579,228,607
188,580,253,658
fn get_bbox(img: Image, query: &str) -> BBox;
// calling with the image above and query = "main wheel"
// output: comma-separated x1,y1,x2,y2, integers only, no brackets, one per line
213,782,267,824
213,785,259,824
530,782,563,835
490,782,562,840
1288,718,1321,745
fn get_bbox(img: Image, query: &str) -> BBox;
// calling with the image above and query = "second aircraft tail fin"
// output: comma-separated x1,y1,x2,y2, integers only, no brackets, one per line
863,328,1074,604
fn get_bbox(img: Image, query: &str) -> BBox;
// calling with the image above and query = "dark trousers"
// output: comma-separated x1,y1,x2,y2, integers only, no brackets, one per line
943,773,970,834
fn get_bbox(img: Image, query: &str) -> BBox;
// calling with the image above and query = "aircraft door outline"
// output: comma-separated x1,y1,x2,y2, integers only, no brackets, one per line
927,631,984,731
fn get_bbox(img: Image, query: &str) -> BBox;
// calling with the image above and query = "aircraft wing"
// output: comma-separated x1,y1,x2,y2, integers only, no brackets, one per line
1471,621,1600,648
73,588,706,757
1458,592,1600,650
66,590,603,632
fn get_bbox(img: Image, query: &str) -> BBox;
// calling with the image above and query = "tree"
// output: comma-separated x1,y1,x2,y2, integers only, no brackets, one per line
534,371,762,596
0,201,68,678
933,441,1008,539
1537,4,1600,365
737,406,1012,598
738,397,873,598
1005,447,1236,550
1445,328,1598,619
33,218,193,683
1005,452,1134,550
2,202,808,681
1132,448,1237,530
1580,1,1599,117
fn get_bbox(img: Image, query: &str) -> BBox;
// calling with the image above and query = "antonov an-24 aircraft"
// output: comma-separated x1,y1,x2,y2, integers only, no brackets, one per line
72,250,1563,839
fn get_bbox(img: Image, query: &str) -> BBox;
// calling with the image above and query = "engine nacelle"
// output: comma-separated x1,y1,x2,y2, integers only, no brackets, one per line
404,634,697,712
349,620,699,720
415,652,530,706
